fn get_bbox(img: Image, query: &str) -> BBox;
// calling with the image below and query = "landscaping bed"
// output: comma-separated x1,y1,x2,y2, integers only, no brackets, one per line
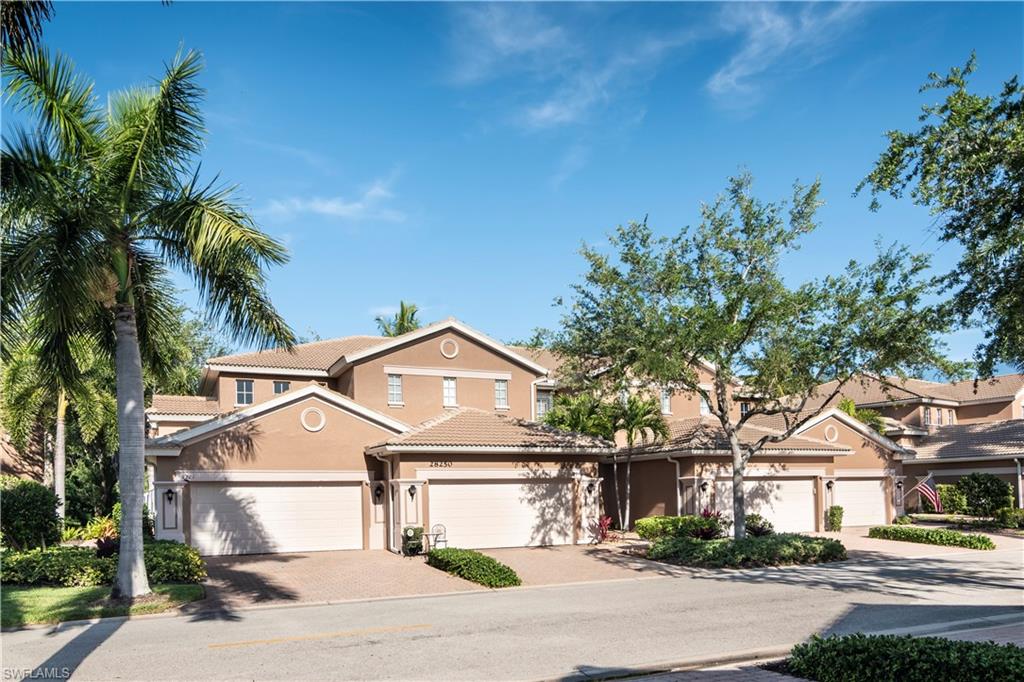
648,533,846,568
426,548,521,587
867,525,995,550
1,583,204,628
767,633,1024,682
1,541,207,587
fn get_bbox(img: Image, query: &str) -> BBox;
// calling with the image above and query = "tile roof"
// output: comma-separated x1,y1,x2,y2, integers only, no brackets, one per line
508,345,565,378
944,374,1024,402
644,416,850,454
906,420,1024,460
373,408,613,450
148,395,221,416
207,336,387,371
807,373,1024,409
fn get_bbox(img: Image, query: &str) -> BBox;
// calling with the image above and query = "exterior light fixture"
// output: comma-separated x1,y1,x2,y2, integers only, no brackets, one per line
373,483,385,501
826,480,834,490
700,481,709,493
586,482,596,495
408,485,417,500
896,481,904,490
164,489,175,504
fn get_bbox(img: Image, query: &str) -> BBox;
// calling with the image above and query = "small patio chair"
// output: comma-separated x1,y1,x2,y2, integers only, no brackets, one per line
429,523,447,549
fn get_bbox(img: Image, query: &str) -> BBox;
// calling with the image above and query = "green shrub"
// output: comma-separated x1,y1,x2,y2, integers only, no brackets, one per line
634,515,726,541
993,507,1024,529
426,548,521,588
956,473,1014,516
401,526,423,556
744,514,774,537
787,633,1024,682
867,525,995,549
112,502,156,539
826,505,843,531
921,484,967,514
891,515,913,525
83,515,118,541
0,475,62,550
1,541,206,586
647,533,846,568
61,523,86,542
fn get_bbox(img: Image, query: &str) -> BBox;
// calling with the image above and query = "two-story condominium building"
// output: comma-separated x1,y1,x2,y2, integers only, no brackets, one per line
145,319,612,556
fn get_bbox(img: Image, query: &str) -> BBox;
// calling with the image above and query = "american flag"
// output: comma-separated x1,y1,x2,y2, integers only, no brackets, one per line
909,475,943,513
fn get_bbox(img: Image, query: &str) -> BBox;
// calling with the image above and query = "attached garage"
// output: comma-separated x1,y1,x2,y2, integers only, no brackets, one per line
190,482,363,556
427,478,575,549
833,478,888,527
715,478,817,533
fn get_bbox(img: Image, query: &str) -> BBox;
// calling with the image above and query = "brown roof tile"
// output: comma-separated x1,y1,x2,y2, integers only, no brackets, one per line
207,336,387,371
645,416,850,454
807,373,1024,409
908,419,1024,460
944,374,1024,402
508,345,564,378
375,408,613,450
148,395,221,416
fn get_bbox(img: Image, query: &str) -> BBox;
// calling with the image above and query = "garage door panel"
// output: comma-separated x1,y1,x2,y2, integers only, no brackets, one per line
190,483,363,556
834,479,887,527
715,478,816,533
428,480,574,549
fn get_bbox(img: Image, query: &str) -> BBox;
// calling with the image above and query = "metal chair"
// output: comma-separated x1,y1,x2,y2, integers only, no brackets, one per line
429,523,447,549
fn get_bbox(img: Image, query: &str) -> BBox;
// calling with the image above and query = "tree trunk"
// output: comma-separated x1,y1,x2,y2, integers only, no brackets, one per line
612,457,625,530
54,390,67,519
112,303,151,599
624,452,632,530
727,432,746,540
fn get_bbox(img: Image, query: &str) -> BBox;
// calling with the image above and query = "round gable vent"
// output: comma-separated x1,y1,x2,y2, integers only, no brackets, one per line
823,424,839,442
440,338,459,359
301,407,326,432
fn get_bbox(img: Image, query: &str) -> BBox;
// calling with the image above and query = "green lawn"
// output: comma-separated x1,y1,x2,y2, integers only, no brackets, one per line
1,584,205,628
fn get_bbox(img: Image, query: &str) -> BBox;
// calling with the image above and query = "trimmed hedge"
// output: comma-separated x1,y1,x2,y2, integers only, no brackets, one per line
426,548,521,588
826,505,844,532
867,525,995,550
957,473,1014,516
0,475,61,550
1,541,207,587
922,484,968,514
647,533,846,568
634,515,726,541
994,507,1024,529
787,633,1024,682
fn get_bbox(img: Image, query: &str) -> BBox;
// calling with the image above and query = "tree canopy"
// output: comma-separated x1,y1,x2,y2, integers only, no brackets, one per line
375,301,421,337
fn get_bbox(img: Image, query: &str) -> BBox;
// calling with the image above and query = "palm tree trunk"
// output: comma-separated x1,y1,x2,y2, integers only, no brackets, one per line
624,452,632,530
54,389,67,519
612,457,625,530
112,303,151,599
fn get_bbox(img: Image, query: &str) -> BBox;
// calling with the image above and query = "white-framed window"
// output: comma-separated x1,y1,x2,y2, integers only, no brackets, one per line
536,390,553,418
273,380,290,395
494,379,509,409
948,409,955,425
740,402,751,416
660,387,672,414
387,374,403,405
937,408,944,425
699,395,711,416
923,407,932,426
442,377,457,407
235,379,254,406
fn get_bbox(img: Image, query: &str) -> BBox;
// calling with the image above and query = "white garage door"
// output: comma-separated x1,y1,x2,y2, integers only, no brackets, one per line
715,478,816,533
834,479,888,527
428,479,574,549
190,483,363,556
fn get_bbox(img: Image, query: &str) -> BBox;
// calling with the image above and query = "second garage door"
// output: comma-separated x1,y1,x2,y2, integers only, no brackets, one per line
428,479,574,549
190,482,363,556
715,478,817,532
834,478,888,527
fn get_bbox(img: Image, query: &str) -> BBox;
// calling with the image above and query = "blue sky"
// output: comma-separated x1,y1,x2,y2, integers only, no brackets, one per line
12,2,1023,365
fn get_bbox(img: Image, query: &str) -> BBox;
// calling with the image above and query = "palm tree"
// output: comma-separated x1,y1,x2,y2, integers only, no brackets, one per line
610,394,669,529
837,397,885,433
542,392,615,440
1,333,116,519
1,1,53,54
375,301,421,337
2,47,294,598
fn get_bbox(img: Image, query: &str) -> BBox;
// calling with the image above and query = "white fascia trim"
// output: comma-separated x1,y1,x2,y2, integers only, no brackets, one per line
383,365,513,381
925,466,1020,476
792,408,909,454
147,446,183,457
205,364,330,378
700,467,828,478
146,414,216,423
858,397,960,408
904,453,1024,465
954,396,1017,406
329,319,549,377
832,469,897,478
151,384,410,449
600,448,851,463
368,444,612,455
174,469,369,483
416,467,577,480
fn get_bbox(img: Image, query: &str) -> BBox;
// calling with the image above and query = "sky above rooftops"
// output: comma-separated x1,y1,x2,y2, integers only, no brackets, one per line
10,2,1021,371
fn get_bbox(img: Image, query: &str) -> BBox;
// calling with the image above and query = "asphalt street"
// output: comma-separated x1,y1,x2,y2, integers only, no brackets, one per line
2,546,1022,681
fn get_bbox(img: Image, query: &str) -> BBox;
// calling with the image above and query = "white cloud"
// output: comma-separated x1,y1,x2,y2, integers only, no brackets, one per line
550,144,589,189
368,305,399,318
707,2,869,105
261,175,406,223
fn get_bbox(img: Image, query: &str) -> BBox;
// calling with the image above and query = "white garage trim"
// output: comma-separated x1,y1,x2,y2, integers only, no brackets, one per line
416,468,577,480
175,470,370,482
190,482,363,556
833,469,896,477
703,467,827,478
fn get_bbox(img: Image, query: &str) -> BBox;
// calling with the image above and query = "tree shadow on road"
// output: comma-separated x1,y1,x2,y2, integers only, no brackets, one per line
30,615,125,680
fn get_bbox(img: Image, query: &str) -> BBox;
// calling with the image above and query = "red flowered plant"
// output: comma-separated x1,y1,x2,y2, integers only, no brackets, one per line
595,515,614,543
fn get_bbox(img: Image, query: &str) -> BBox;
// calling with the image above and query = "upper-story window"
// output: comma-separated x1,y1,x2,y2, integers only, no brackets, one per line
937,408,944,425
699,395,711,416
536,390,553,418
923,407,932,426
494,379,509,409
740,402,751,416
387,374,403,405
273,380,290,395
235,379,254,406
948,409,955,425
660,387,672,414
443,377,457,407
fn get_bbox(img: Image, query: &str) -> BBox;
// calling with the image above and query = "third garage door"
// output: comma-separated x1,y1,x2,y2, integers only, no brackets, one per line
715,478,816,532
428,479,574,549
833,479,888,527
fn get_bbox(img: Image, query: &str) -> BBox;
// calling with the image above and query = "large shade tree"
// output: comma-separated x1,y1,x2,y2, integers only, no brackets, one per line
858,54,1023,375
551,174,960,538
2,47,294,597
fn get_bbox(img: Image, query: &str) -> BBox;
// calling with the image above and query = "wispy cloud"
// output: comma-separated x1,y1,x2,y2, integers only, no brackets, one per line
550,144,589,189
368,305,399,318
707,2,869,106
260,174,406,223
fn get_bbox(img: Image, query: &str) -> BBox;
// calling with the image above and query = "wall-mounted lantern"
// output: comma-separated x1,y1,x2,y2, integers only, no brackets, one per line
408,485,417,501
373,483,385,502
825,480,834,491
164,489,176,504
586,482,596,496
700,481,709,493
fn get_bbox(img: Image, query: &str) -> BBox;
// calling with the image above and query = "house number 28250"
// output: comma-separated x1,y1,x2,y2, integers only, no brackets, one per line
430,460,453,468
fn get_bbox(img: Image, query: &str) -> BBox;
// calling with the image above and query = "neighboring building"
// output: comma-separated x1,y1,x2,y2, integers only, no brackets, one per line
0,424,46,482
146,319,613,556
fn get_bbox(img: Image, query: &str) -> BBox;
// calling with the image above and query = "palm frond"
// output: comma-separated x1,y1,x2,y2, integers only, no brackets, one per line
1,1,54,54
